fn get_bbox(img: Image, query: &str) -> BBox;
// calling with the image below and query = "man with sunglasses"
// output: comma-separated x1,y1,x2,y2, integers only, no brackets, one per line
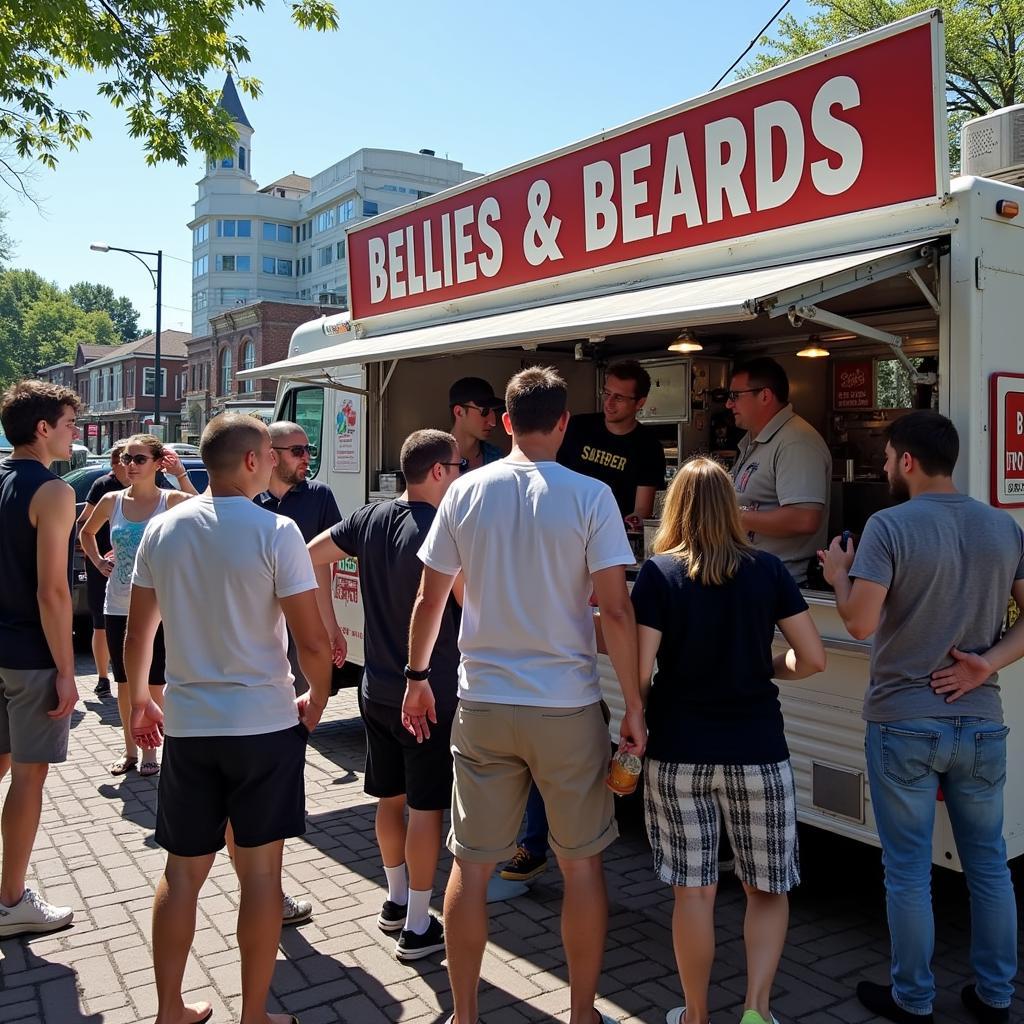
307,430,463,962
557,359,665,529
449,377,506,472
727,357,831,586
254,420,343,928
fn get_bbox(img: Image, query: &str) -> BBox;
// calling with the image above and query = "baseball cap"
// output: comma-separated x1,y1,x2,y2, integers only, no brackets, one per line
449,377,505,412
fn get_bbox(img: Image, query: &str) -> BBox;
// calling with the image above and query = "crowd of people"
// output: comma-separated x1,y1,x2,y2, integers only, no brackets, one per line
0,366,1021,1024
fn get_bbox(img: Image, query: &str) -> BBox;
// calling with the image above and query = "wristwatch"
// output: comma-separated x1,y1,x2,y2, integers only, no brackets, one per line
404,664,431,681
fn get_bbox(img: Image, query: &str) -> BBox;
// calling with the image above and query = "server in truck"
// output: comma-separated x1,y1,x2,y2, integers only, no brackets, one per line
822,412,1024,1024
448,377,505,471
728,358,831,585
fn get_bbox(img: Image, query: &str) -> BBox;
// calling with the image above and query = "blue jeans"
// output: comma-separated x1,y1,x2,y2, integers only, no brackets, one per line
866,717,1017,1015
519,782,549,857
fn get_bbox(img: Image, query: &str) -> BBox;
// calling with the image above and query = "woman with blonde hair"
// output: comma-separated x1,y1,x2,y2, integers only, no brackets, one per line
630,457,826,1024
81,434,195,776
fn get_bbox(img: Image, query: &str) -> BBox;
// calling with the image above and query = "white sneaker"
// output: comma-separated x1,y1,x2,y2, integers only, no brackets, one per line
0,888,73,937
666,1009,712,1024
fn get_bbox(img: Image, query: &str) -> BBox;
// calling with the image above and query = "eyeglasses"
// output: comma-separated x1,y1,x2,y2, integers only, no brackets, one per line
459,403,499,416
440,458,469,472
601,389,639,404
272,444,318,458
120,454,155,466
725,387,767,402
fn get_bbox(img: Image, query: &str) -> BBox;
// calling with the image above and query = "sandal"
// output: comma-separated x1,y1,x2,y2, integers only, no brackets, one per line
108,756,138,776
139,760,160,777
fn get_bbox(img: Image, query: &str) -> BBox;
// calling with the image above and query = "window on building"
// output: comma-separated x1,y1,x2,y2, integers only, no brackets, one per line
193,254,208,277
216,219,251,238
262,256,276,274
219,347,233,396
318,245,333,268
262,222,294,243
97,372,105,403
112,367,121,404
143,367,167,398
238,146,246,171
125,367,134,397
338,199,356,223
237,255,251,271
221,156,234,168
217,254,235,272
240,340,255,394
315,208,336,233
363,200,379,217
216,254,252,272
277,259,292,276
193,289,208,311
218,288,250,305
336,239,346,260
193,223,209,245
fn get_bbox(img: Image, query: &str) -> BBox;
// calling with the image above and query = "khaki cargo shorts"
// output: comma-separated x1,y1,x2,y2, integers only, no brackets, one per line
448,699,617,863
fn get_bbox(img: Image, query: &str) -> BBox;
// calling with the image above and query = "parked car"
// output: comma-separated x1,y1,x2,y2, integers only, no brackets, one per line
0,431,11,455
67,459,208,639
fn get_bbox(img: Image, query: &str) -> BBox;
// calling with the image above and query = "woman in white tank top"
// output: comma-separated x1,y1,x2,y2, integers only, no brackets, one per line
81,435,195,776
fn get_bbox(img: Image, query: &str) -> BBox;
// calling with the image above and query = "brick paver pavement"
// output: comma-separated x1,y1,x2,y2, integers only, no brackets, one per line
0,656,1021,1023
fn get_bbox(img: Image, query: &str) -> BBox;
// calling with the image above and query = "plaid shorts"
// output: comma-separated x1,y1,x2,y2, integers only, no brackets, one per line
644,758,800,893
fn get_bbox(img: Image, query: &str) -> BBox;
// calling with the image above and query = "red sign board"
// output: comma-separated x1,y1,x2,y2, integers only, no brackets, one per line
348,16,944,320
991,373,1024,507
86,424,98,437
834,359,874,409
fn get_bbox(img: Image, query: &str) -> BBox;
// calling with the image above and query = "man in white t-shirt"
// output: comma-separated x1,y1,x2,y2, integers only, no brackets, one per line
124,414,332,1024
407,366,647,1024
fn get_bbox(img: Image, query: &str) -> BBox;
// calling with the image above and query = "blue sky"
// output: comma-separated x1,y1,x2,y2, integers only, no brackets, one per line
3,0,808,334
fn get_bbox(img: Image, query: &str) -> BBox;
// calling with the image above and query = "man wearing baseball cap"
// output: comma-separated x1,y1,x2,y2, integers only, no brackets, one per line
449,377,505,472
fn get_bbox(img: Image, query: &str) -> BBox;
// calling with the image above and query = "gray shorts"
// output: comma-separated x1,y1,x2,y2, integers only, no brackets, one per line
0,666,71,764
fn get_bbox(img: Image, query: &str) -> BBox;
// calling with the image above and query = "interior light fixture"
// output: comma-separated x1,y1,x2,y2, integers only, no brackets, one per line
668,329,703,353
797,335,829,358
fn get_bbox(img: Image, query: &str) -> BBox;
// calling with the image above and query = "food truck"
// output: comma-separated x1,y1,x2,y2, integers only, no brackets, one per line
240,11,1024,868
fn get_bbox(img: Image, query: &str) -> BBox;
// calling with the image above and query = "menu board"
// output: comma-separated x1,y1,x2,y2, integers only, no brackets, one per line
834,359,874,409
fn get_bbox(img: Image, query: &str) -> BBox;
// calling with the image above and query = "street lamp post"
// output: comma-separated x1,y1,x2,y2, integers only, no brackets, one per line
90,242,164,428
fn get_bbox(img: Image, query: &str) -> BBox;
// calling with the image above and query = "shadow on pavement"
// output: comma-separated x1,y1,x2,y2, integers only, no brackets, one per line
0,938,105,1022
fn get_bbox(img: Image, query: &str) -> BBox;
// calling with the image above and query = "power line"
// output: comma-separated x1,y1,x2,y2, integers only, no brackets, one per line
711,0,793,91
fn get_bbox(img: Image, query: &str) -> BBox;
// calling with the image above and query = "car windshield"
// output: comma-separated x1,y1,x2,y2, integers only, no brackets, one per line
63,467,107,502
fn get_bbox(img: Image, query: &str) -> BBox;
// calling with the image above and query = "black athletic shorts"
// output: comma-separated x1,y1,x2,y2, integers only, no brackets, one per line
359,689,455,811
156,723,309,857
105,614,166,687
85,561,108,630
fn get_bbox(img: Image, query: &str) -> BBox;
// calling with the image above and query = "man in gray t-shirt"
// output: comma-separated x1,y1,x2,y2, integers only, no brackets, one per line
728,358,831,584
822,411,1024,1024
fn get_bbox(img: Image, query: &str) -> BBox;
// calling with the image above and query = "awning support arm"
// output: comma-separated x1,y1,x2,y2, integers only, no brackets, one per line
380,360,398,396
277,372,369,398
907,267,940,314
789,305,938,385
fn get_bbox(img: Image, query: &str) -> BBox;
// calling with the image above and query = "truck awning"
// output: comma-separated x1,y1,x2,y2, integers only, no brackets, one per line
241,240,936,382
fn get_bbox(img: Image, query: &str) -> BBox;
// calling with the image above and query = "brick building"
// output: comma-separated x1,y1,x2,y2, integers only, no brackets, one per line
37,343,113,390
181,301,321,441
74,330,190,452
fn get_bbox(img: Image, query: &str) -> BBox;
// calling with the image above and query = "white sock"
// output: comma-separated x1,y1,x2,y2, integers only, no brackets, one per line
384,863,407,906
404,887,433,935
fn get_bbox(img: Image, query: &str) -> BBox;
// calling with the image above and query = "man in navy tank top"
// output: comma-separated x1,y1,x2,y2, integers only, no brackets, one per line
0,380,80,937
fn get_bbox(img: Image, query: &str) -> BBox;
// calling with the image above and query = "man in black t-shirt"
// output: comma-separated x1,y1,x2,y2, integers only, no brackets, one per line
558,359,666,527
308,429,461,962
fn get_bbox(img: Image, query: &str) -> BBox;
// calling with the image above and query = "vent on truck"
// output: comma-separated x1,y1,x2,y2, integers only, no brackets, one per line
811,761,864,822
962,105,1024,186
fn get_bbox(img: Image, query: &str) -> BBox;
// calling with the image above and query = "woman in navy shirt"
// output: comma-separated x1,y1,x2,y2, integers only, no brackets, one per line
631,458,825,1024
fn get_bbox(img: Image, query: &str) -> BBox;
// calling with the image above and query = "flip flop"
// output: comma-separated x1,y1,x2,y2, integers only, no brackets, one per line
139,760,160,777
108,756,138,776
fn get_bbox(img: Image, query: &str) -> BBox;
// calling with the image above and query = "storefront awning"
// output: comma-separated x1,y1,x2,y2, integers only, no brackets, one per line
241,240,937,383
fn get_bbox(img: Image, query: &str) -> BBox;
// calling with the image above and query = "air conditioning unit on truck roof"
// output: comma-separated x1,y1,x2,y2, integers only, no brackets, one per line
962,104,1024,186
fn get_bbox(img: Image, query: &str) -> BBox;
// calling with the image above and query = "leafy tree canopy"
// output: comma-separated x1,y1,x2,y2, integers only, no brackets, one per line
0,269,118,388
68,281,141,342
0,1,338,189
743,0,1024,167
0,207,11,266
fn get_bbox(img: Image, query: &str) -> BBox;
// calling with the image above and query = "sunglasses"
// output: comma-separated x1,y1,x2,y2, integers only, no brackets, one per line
725,387,767,401
440,458,469,472
120,453,155,466
459,403,500,416
272,444,318,458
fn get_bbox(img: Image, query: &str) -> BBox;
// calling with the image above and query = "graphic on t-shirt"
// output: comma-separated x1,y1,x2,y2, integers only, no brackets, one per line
580,445,628,472
735,461,759,493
